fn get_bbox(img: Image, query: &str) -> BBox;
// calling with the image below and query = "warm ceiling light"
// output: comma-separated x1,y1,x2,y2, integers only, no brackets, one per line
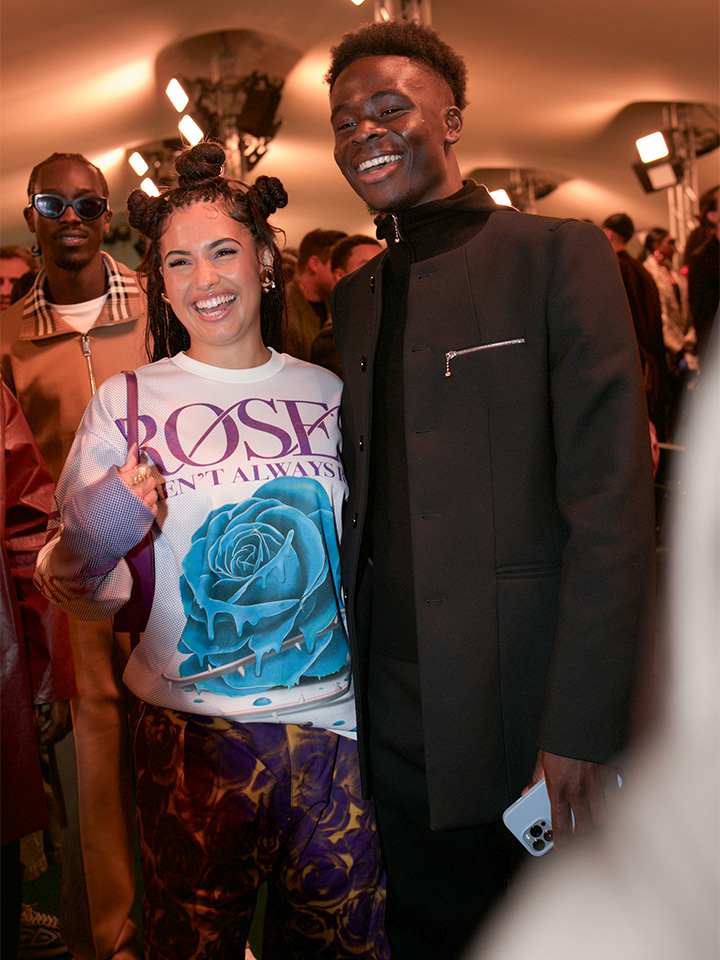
350,0,366,5
166,78,189,112
489,189,512,207
140,178,160,197
178,114,204,145
128,151,148,176
636,131,669,163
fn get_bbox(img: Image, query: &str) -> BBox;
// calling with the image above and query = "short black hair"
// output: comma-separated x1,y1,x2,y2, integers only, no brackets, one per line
602,213,635,243
325,19,468,111
330,234,380,273
27,153,109,199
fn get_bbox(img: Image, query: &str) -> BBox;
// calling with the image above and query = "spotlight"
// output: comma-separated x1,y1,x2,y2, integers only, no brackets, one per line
178,115,204,145
140,178,160,197
489,189,512,207
128,151,148,176
636,131,669,163
633,128,684,193
633,158,684,193
166,78,189,112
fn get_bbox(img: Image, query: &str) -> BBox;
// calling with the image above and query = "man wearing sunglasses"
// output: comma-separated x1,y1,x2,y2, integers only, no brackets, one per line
1,152,145,960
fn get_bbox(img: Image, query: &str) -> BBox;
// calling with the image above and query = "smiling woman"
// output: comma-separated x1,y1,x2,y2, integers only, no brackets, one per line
159,203,269,368
34,142,389,959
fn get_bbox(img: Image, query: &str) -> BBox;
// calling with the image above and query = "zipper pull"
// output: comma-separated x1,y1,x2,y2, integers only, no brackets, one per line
392,214,401,244
445,351,457,377
81,334,97,395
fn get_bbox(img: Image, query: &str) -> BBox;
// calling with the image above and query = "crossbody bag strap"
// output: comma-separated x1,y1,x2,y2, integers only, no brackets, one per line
113,370,155,646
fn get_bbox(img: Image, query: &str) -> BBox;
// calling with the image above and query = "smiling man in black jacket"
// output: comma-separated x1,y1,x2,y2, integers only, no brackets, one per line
326,18,656,960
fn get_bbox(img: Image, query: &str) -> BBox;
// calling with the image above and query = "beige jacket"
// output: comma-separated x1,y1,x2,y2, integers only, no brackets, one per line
1,253,146,482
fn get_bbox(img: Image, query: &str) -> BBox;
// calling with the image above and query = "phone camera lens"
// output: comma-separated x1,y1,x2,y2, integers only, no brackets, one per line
529,825,543,838
532,839,545,851
544,830,553,842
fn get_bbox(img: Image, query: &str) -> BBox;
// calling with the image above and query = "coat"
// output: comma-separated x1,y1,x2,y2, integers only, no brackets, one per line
1,380,75,847
332,207,656,829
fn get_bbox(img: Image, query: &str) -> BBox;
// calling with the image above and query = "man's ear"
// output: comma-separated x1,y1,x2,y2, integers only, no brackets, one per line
102,206,113,236
307,253,323,275
24,204,36,235
444,107,463,145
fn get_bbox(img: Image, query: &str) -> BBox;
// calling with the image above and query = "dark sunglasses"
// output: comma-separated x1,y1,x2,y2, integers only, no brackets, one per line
30,193,108,221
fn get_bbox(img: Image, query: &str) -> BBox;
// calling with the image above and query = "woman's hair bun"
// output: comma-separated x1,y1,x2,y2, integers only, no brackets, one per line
127,188,155,234
175,142,226,186
251,176,288,218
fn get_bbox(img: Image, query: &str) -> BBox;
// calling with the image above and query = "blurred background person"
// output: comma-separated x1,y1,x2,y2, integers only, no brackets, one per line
602,213,669,444
285,227,346,360
1,380,75,960
685,185,719,362
684,183,719,262
643,227,698,439
311,234,382,377
1,246,39,312
643,227,697,372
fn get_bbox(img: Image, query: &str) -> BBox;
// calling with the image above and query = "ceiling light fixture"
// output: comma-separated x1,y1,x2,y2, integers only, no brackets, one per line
635,131,669,163
140,178,160,197
373,0,432,22
166,78,189,112
128,151,149,176
489,189,512,207
178,114,204,146
630,102,719,250
467,168,563,213
150,31,300,179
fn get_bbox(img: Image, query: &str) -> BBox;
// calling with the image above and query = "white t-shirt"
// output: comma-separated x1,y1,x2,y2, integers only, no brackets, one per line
52,293,108,333
37,350,356,736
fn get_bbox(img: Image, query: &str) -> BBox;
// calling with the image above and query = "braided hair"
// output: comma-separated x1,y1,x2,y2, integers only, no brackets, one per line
127,142,288,362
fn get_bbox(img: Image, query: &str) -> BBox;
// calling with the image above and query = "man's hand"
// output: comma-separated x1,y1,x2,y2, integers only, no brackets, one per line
35,701,72,746
525,750,620,850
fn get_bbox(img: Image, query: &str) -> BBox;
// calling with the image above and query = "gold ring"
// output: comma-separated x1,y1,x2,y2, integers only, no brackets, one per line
131,464,148,486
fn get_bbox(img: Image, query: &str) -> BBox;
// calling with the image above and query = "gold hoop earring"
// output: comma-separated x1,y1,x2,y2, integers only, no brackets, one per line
161,292,171,305
260,268,276,293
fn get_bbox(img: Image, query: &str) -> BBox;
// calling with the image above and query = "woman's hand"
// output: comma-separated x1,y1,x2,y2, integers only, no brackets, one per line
118,445,159,516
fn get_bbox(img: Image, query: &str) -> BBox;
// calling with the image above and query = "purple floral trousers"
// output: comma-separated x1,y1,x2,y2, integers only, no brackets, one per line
129,700,388,960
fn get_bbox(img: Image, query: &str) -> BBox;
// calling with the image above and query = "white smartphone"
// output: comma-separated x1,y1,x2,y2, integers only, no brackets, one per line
503,774,622,856
502,779,556,856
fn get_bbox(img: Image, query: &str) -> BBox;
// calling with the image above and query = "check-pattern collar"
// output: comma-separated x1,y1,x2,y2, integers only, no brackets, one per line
20,252,142,341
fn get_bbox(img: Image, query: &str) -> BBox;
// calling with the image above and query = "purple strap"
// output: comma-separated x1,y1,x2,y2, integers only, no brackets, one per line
113,371,155,646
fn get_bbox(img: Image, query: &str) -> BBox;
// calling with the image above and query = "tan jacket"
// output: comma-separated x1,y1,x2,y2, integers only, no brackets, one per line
1,253,146,482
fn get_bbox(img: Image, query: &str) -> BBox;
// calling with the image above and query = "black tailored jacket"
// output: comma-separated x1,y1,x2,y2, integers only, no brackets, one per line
331,208,656,829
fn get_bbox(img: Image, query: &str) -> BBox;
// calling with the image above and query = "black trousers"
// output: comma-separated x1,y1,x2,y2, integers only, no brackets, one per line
367,650,526,960
1,840,22,960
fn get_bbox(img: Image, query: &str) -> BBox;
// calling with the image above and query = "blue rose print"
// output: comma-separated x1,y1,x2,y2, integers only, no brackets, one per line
176,477,347,696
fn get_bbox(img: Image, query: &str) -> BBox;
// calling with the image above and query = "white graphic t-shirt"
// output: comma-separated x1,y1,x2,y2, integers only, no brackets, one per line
36,350,356,736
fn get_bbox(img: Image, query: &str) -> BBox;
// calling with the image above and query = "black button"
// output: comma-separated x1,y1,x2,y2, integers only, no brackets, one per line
352,513,358,528
358,435,364,450
369,275,375,292
360,356,367,371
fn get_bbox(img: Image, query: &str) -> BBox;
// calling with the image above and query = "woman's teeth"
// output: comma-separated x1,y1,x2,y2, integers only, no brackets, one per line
194,293,236,316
